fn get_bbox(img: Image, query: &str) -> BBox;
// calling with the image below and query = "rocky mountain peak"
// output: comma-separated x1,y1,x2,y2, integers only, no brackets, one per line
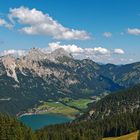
51,48,73,59
22,47,73,62
24,48,46,61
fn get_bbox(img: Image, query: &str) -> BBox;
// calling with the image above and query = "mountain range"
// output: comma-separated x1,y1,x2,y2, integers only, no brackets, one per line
0,48,140,115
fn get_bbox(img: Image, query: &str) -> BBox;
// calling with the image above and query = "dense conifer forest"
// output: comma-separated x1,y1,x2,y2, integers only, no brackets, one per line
35,110,140,140
80,83,140,120
0,111,140,140
0,109,139,140
0,113,35,140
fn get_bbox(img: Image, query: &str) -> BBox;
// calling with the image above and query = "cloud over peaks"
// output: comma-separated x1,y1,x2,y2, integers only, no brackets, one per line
47,42,125,64
48,42,110,56
0,42,126,64
48,42,84,53
0,49,26,57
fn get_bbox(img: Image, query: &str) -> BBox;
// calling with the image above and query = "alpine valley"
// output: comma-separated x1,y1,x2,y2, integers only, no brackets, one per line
0,47,140,117
1,1,140,140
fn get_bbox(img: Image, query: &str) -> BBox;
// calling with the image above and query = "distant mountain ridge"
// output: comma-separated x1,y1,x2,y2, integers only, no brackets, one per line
0,48,140,115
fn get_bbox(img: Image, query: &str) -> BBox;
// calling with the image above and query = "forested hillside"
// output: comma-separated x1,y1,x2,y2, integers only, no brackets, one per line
0,113,35,140
80,84,140,120
0,106,139,140
35,110,140,140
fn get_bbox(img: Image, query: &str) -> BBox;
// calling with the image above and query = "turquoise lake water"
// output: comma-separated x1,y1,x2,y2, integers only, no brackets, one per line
19,114,72,130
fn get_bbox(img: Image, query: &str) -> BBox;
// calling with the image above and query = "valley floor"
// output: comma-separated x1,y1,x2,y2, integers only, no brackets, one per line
17,98,95,118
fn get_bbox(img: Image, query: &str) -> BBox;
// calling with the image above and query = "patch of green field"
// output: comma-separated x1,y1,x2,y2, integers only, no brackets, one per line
37,101,79,117
60,98,93,110
103,131,139,140
37,98,93,117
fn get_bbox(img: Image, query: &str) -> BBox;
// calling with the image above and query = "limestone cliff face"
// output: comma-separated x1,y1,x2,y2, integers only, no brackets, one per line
1,55,19,82
0,48,78,85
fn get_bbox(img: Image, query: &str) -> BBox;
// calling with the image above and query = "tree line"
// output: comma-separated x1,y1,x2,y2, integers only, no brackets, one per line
35,109,140,140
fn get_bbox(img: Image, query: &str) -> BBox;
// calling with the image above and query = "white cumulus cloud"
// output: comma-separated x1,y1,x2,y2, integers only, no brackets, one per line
48,42,110,55
48,42,84,53
103,32,112,38
46,42,127,64
93,47,110,54
0,49,27,56
128,28,140,35
0,18,13,29
0,18,6,26
8,7,90,40
114,49,125,54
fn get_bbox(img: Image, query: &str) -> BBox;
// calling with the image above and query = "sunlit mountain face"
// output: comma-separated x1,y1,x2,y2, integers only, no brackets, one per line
0,1,140,140
0,48,140,116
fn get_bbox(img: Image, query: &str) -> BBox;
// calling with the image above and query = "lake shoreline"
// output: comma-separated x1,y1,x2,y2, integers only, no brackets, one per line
19,113,73,130
17,111,76,120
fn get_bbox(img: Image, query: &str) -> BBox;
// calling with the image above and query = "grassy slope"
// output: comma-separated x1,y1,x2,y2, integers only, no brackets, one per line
38,101,79,116
103,131,139,140
65,98,93,110
37,98,93,117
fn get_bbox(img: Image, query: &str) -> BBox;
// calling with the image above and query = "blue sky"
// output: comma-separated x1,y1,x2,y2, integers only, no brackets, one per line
0,0,140,64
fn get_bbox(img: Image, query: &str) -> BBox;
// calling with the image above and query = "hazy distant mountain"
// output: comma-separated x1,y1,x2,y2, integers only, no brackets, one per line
0,48,140,115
